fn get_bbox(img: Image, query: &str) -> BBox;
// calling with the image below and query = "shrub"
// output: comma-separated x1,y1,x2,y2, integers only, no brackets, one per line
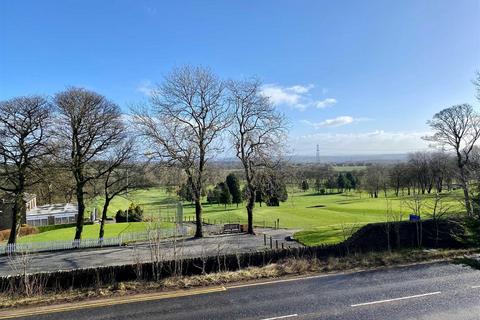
115,204,143,223
457,218,480,247
0,226,39,241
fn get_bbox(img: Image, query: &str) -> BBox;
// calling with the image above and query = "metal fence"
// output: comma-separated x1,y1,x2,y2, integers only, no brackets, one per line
160,216,283,229
0,227,188,255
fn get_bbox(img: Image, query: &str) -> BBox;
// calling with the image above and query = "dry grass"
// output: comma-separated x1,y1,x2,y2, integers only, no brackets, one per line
1,248,479,309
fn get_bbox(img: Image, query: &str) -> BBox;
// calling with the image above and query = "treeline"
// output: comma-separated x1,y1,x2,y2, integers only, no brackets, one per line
362,151,455,198
289,148,479,201
299,171,359,194
178,171,289,208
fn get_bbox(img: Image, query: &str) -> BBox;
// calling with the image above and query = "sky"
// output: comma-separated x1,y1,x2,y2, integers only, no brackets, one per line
1,0,479,156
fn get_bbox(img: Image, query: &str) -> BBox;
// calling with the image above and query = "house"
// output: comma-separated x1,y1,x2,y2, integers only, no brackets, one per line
26,203,78,227
0,193,78,230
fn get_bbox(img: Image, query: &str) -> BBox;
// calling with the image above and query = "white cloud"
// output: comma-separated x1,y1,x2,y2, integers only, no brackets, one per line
289,84,314,94
315,98,337,109
290,130,431,155
301,116,369,128
319,116,354,127
137,80,155,97
260,84,303,109
260,83,333,111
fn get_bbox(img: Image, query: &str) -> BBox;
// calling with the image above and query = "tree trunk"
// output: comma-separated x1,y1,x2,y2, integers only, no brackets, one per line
74,184,85,241
7,197,21,245
98,198,111,240
246,193,255,235
459,165,472,216
194,199,203,238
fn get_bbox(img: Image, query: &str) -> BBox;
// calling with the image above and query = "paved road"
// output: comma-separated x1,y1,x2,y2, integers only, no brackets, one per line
3,261,480,320
0,229,300,276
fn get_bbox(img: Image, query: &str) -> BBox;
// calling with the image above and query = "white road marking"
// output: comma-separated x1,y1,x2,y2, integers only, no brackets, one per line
351,291,442,307
261,314,298,320
471,285,480,289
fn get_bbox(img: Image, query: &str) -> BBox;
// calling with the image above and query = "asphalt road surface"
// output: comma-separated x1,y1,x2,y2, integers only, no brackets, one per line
0,229,300,276
3,261,480,320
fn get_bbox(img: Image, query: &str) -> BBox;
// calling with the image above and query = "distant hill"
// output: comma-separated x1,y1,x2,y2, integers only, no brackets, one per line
287,153,408,164
214,153,408,166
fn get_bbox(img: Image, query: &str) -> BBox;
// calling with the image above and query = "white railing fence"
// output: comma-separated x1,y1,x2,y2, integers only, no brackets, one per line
0,226,188,255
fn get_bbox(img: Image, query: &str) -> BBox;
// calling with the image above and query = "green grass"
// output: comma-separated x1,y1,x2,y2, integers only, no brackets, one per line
20,186,464,245
19,222,174,243
93,186,464,225
294,226,347,246
87,188,178,218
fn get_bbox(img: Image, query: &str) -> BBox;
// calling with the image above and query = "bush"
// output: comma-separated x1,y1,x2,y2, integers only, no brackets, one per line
457,218,480,247
0,225,39,241
115,204,143,223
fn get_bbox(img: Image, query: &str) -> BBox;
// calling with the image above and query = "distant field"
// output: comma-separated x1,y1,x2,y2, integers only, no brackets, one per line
331,165,367,172
16,187,465,244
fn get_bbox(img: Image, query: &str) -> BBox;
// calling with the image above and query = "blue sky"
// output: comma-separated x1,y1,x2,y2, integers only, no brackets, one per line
1,0,479,155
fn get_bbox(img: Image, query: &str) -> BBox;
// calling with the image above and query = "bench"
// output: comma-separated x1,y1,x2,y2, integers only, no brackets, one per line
223,223,241,233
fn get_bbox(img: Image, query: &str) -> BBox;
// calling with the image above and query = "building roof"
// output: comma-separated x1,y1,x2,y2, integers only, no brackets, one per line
27,203,77,218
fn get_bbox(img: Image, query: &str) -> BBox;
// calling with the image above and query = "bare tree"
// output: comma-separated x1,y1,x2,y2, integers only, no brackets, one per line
134,66,230,237
0,96,52,244
473,71,480,102
424,104,480,216
403,194,425,247
363,164,384,198
97,139,137,240
228,79,287,234
54,88,125,241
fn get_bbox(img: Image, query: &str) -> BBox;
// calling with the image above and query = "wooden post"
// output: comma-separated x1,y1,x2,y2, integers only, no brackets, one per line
270,236,273,249
277,218,280,229
275,240,278,249
264,234,267,246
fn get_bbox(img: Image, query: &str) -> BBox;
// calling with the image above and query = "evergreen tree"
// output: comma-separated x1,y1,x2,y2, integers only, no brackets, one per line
217,182,232,209
345,172,357,190
337,174,346,192
259,173,288,206
206,188,219,204
226,173,242,207
177,183,194,202
255,189,265,207
301,180,309,192
314,178,322,194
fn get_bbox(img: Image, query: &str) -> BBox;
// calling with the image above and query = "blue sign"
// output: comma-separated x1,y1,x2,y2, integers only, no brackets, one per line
409,214,421,222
